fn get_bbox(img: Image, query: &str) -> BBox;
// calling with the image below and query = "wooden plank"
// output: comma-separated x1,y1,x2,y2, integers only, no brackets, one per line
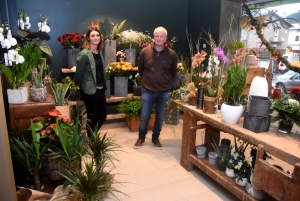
189,155,258,201
252,145,300,201
106,113,124,121
106,94,140,103
180,110,197,171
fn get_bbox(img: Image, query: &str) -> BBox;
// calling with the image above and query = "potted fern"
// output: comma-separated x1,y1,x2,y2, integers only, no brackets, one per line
30,63,47,102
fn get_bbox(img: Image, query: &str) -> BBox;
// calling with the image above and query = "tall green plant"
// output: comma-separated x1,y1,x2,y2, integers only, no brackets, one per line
52,115,86,165
31,63,45,88
9,119,51,190
222,65,248,106
51,78,71,106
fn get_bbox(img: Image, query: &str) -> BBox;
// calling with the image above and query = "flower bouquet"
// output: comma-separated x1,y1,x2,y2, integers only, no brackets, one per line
108,61,133,77
271,90,300,133
117,29,148,49
57,32,85,50
116,50,126,60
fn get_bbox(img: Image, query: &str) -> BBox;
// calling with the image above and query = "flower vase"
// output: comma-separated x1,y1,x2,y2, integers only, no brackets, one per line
225,167,235,178
67,48,80,69
278,119,294,134
105,79,111,99
114,76,128,97
133,85,142,96
124,49,136,66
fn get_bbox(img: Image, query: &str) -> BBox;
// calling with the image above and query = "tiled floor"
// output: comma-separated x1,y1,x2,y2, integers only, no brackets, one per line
100,118,241,201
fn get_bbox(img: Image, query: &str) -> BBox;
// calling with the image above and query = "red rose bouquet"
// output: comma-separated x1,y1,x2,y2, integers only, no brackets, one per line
57,32,84,50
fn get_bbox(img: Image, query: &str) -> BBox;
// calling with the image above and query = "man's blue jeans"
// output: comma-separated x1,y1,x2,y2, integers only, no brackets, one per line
139,87,169,139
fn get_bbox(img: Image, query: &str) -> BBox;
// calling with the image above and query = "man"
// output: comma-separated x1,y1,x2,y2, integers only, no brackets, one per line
134,26,177,150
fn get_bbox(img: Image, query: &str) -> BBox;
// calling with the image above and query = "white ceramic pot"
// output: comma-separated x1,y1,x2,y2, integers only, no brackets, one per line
235,177,248,187
208,152,218,164
197,153,206,159
221,103,243,124
249,76,268,97
245,182,266,200
7,87,28,104
225,167,235,178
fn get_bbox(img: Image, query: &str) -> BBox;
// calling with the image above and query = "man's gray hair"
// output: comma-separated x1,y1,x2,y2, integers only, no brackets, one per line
154,26,167,37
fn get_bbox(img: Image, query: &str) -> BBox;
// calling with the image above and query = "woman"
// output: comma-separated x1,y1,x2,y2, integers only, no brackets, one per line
75,20,107,133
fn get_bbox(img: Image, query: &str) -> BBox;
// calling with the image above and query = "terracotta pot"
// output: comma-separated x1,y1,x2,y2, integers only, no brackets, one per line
125,114,155,132
203,96,218,114
188,96,197,105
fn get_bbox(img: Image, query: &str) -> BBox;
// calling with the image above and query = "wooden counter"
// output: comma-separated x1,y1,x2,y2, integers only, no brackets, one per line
175,101,300,201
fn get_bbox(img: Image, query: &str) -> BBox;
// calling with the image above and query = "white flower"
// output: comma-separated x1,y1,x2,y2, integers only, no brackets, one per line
129,75,133,80
16,54,25,64
135,73,140,79
0,27,3,33
0,33,4,41
40,24,50,33
1,39,11,49
6,30,17,47
233,152,239,160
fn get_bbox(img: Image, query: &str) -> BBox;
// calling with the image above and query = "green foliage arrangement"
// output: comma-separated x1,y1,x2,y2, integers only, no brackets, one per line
9,119,51,190
229,40,244,56
0,43,43,89
100,18,126,40
118,97,155,118
211,139,233,162
31,63,45,88
222,65,248,106
51,78,71,106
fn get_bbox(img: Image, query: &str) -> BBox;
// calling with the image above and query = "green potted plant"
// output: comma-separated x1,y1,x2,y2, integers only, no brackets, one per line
117,96,155,132
62,76,81,101
165,86,181,125
221,48,248,124
0,42,43,103
9,119,51,190
211,139,233,171
51,78,71,119
129,72,142,96
30,63,47,102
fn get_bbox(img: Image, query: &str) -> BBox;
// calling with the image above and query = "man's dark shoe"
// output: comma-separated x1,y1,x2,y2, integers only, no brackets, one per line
134,138,145,149
152,138,162,150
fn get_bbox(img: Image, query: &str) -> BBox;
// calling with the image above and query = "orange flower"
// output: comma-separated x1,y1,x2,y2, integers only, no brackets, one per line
192,50,207,68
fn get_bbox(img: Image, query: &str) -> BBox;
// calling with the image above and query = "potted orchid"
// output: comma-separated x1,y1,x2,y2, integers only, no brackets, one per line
0,23,43,103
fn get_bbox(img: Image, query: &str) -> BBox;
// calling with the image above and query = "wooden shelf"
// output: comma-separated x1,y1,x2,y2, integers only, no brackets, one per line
189,155,264,201
61,67,138,74
106,94,140,103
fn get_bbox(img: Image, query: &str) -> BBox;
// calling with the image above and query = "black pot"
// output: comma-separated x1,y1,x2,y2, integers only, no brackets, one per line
217,158,226,171
68,90,82,101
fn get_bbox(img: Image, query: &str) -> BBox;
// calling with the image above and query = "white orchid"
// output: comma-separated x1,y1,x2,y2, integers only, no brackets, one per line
24,16,31,30
1,30,17,49
38,22,50,33
0,33,4,41
6,49,25,66
0,27,3,33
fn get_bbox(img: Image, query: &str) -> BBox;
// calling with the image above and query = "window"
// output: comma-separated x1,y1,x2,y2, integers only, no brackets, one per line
296,36,299,41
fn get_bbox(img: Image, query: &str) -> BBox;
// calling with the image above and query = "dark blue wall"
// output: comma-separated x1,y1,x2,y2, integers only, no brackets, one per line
1,0,224,80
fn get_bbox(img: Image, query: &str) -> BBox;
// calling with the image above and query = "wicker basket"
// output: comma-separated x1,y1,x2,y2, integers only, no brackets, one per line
45,156,66,180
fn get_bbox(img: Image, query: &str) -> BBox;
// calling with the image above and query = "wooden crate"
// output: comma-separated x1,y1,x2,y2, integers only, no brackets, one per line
246,67,265,84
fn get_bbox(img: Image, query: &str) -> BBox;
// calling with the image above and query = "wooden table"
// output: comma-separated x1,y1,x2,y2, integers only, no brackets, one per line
175,101,300,201
9,95,55,132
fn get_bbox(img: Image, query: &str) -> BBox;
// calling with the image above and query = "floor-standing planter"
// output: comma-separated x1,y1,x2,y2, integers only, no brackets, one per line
67,48,80,69
125,114,155,132
105,79,111,99
104,40,116,67
114,76,128,97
